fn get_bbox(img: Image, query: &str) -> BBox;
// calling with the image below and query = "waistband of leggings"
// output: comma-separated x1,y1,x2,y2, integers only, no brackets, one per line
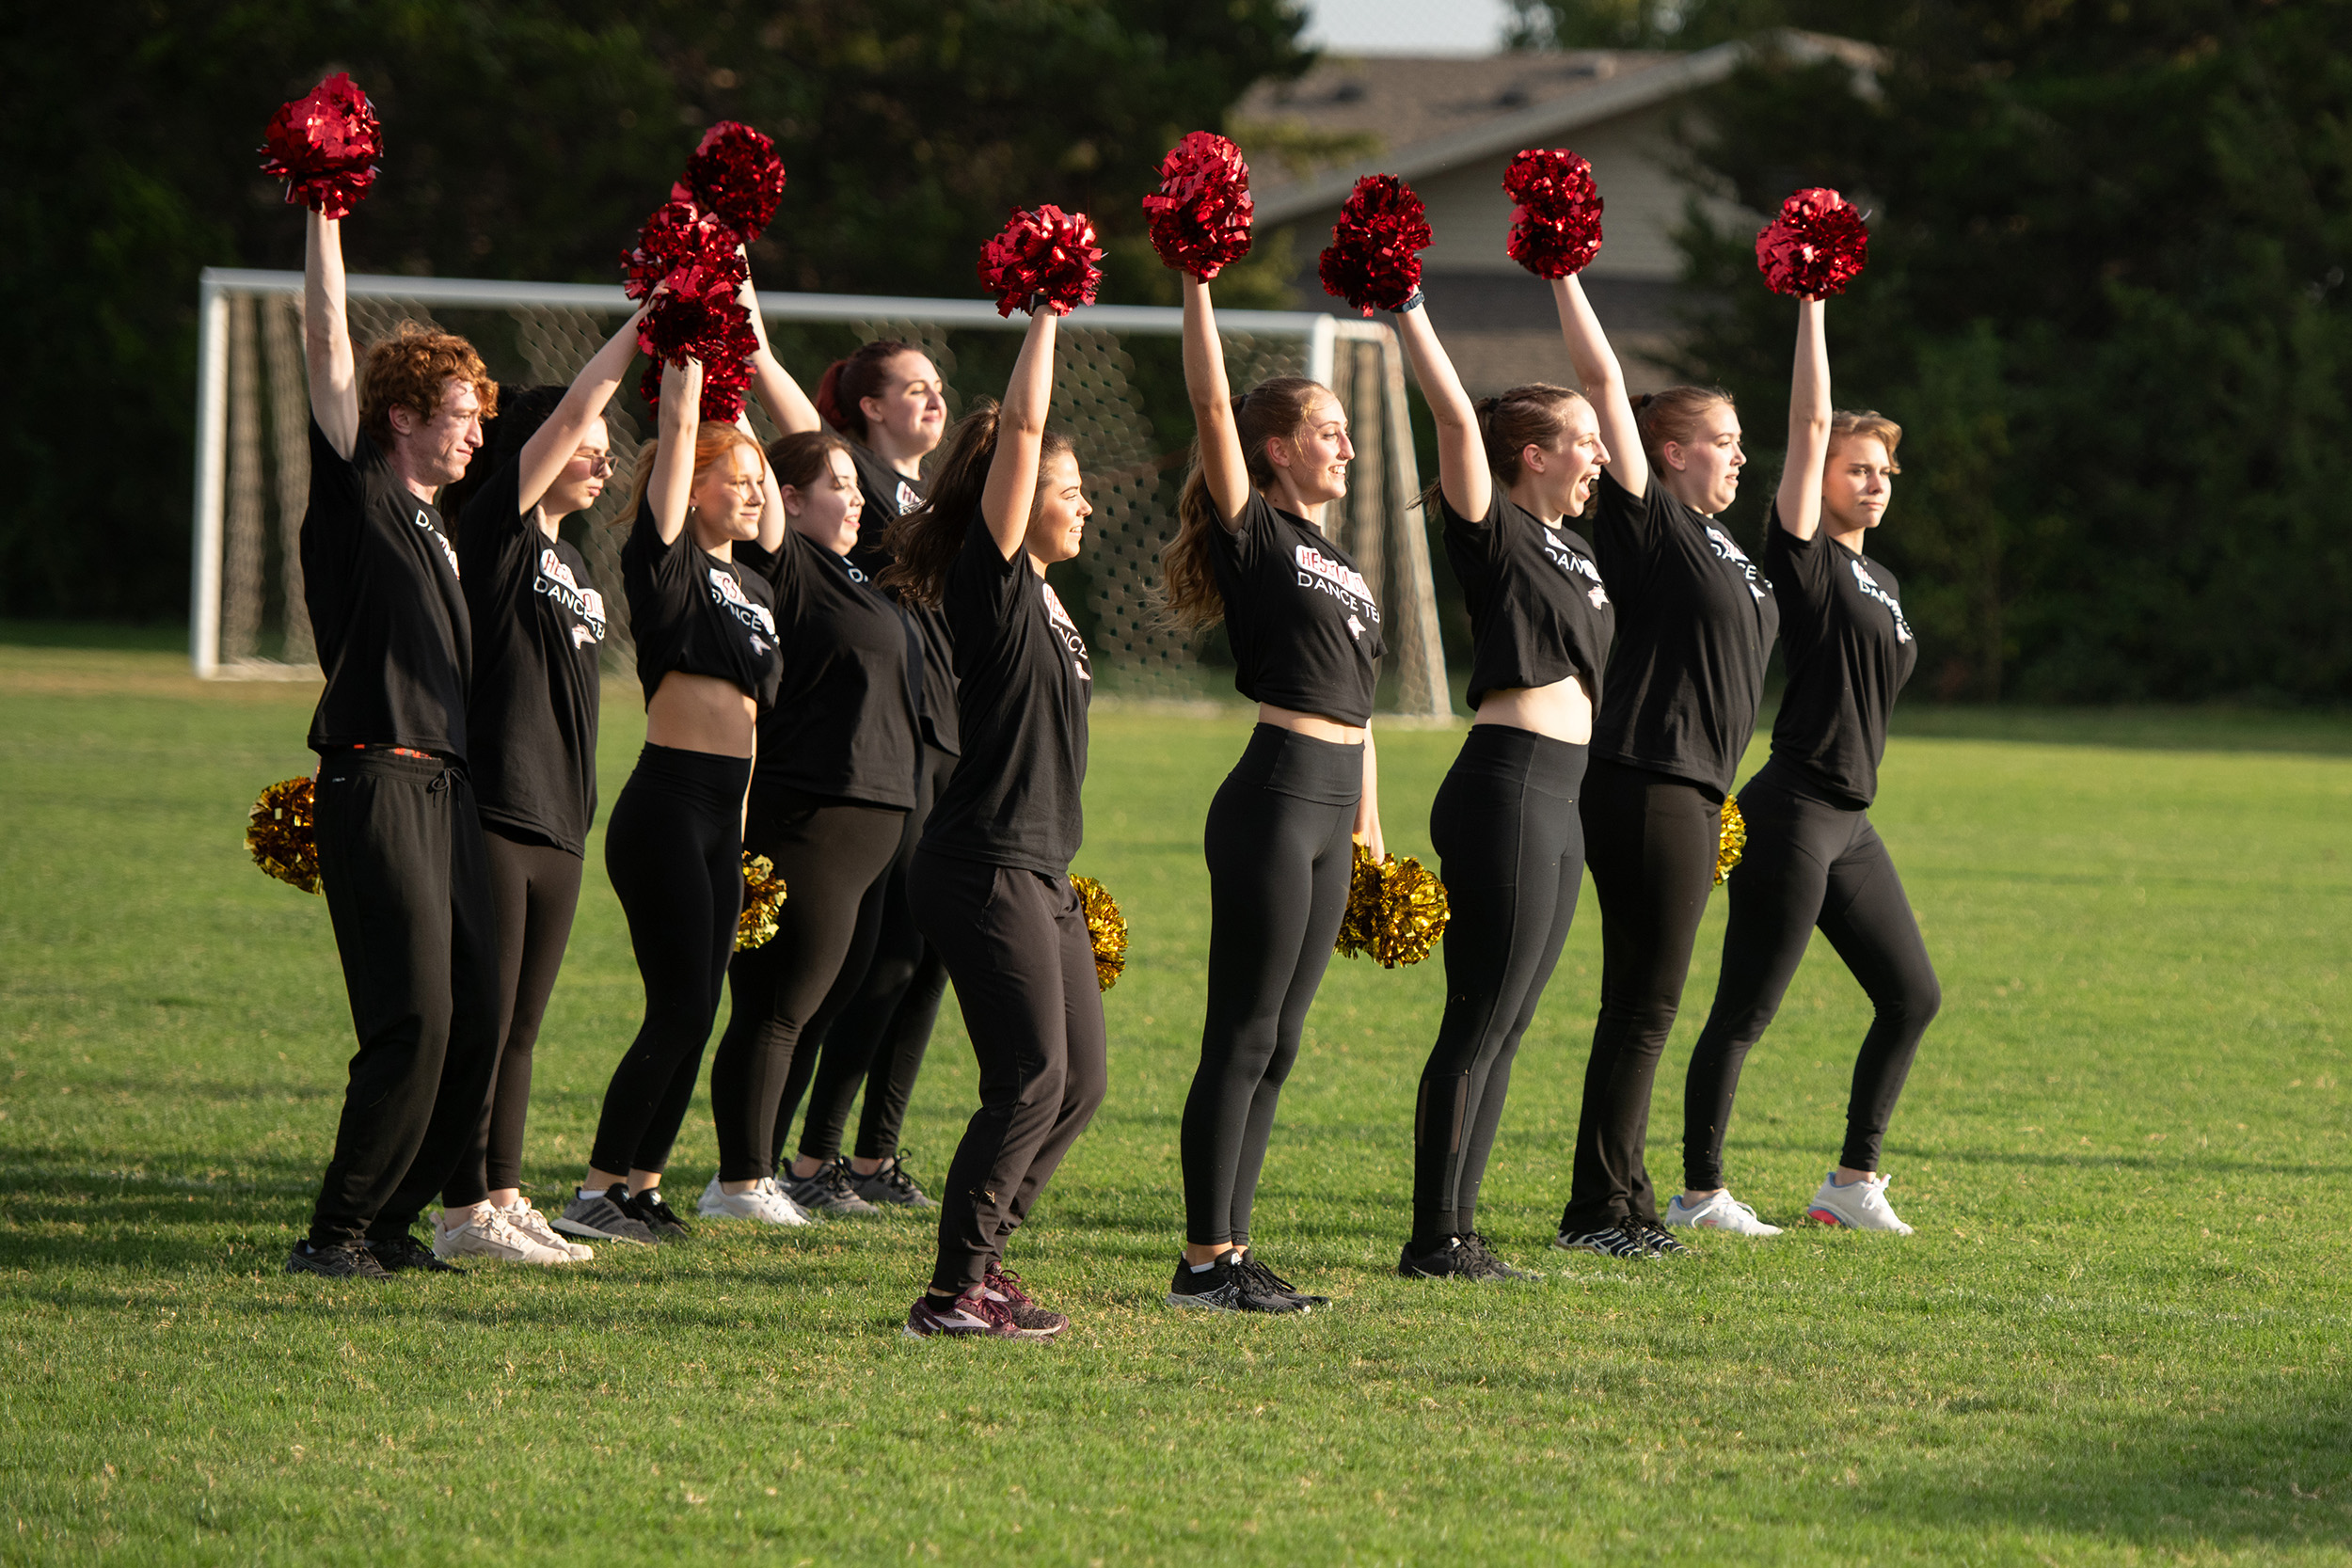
1584,754,1725,807
1452,723,1589,792
315,748,469,788
1746,757,1867,814
1229,721,1364,805
623,742,754,808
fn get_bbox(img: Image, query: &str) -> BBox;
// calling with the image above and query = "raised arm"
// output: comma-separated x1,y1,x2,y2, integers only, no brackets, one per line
1777,297,1831,542
746,410,787,555
512,308,644,514
647,359,702,546
978,308,1058,560
1393,302,1489,521
1551,276,1645,499
1181,274,1252,528
303,211,359,458
741,258,822,436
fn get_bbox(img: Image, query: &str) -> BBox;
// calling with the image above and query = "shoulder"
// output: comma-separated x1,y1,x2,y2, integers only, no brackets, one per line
456,459,525,536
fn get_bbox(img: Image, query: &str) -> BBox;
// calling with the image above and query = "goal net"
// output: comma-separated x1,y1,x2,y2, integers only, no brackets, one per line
189,268,1450,717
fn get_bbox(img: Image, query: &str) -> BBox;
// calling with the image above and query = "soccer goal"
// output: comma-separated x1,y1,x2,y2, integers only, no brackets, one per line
189,267,1451,718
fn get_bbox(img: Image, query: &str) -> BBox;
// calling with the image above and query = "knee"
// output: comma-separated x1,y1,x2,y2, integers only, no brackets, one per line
1876,971,1941,1031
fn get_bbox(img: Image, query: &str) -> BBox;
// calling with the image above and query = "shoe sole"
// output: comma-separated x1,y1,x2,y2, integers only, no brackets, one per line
550,1217,652,1245
1164,1290,1309,1315
1806,1206,1912,1234
1551,1237,1651,1259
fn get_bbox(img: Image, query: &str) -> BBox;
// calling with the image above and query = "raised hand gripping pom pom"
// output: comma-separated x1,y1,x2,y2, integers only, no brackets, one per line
1070,876,1129,992
684,121,787,243
259,73,383,220
626,186,757,426
1143,132,1254,280
1756,187,1869,299
978,205,1104,317
1317,175,1433,316
1502,149,1603,280
738,853,789,951
247,778,323,895
1715,796,1747,886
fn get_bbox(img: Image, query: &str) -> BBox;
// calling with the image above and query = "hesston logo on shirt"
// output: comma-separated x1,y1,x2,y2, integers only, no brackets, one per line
535,547,608,646
1041,581,1092,682
1703,524,1771,603
1543,528,1611,609
707,565,778,638
1850,558,1913,643
896,480,922,515
415,508,460,577
1294,543,1379,634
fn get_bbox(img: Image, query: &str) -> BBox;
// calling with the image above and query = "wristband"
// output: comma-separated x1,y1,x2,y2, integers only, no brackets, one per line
1395,290,1425,314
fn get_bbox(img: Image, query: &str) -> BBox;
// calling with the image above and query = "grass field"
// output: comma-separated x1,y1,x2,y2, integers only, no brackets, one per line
2,639,2348,1565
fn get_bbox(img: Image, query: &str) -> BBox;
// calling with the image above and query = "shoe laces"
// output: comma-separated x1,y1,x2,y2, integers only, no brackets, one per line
1234,1254,1297,1297
1459,1233,1504,1271
985,1263,1033,1306
875,1156,919,1196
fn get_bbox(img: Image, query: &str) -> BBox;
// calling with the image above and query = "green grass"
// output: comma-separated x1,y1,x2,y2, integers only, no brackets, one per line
2,648,2348,1565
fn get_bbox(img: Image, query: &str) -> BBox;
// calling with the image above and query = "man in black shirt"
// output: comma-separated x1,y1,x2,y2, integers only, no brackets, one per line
286,204,503,1280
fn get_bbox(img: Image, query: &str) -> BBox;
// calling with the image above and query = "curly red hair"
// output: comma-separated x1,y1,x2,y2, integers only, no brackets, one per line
359,320,498,447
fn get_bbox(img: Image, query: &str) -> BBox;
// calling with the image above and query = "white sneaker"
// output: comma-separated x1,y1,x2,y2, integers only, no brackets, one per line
1805,1171,1915,1234
1665,1190,1783,1236
434,1202,574,1264
500,1196,593,1261
695,1175,814,1227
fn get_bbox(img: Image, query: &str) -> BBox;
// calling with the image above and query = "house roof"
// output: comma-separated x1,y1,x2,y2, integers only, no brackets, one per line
1238,31,1879,228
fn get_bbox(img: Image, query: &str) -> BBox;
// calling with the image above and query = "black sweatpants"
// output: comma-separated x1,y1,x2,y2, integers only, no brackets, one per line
790,742,957,1167
1180,724,1361,1249
1413,727,1588,1243
1559,757,1720,1235
710,785,904,1180
442,827,583,1208
1682,761,1939,1189
588,744,751,1178
911,851,1107,1293
307,751,501,1244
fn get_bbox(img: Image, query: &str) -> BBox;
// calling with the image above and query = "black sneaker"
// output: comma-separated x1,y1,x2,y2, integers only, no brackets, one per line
850,1155,935,1210
363,1232,466,1274
1398,1234,1479,1279
285,1239,389,1279
1553,1224,1651,1259
553,1184,657,1245
1232,1250,1328,1309
621,1187,691,1242
1460,1233,1544,1280
1633,1220,1693,1258
1165,1256,1303,1314
787,1161,881,1218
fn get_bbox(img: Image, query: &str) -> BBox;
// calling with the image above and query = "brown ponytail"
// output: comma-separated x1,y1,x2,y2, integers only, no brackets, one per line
1162,376,1327,629
880,399,1073,607
1629,385,1735,465
816,340,921,441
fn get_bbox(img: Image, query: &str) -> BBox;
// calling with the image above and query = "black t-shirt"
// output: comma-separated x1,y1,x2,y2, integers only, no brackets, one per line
848,443,959,756
1588,469,1780,797
619,495,784,712
455,459,608,854
300,419,472,758
1763,508,1917,807
920,515,1091,877
1440,490,1615,711
1210,493,1386,725
739,530,922,809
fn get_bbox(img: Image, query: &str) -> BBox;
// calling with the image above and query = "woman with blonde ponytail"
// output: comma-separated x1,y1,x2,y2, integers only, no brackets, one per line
1161,270,1386,1316
1391,297,1613,1281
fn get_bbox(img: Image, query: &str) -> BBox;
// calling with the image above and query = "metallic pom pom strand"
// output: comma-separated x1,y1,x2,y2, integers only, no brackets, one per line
1715,797,1747,886
737,853,789,952
1334,837,1450,967
246,776,324,895
1070,875,1129,992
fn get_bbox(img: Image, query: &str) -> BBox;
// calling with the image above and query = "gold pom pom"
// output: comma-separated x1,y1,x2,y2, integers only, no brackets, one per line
247,777,323,895
1715,796,1747,886
1335,837,1451,968
737,853,789,951
1070,874,1128,992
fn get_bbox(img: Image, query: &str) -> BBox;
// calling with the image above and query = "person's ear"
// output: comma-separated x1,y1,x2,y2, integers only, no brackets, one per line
1521,443,1549,476
388,404,416,437
1661,440,1687,473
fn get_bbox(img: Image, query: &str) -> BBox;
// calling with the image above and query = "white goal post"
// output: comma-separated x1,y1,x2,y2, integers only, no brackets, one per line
189,267,1450,717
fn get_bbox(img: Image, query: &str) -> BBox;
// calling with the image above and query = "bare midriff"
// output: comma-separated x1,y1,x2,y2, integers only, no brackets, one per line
1257,703,1367,746
644,671,758,757
1471,674,1594,745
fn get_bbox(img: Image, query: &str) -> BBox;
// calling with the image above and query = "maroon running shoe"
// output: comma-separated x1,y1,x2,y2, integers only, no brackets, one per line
982,1263,1070,1336
904,1286,1055,1340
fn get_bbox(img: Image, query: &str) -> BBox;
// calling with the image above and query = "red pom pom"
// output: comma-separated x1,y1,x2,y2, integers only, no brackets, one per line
634,251,757,425
1502,148,1603,279
1756,187,1869,298
683,120,787,242
1317,174,1432,316
259,73,383,220
621,197,738,302
977,205,1104,317
1142,132,1254,280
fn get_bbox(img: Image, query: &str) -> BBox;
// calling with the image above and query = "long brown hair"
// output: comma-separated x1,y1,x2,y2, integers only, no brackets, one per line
626,423,767,517
815,339,921,442
1162,376,1327,629
880,399,1073,607
1629,385,1735,465
766,428,854,493
1417,382,1591,515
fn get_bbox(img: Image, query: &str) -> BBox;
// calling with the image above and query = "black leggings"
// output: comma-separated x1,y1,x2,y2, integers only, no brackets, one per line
1560,757,1720,1234
1682,762,1939,1189
789,743,957,1167
911,851,1108,1294
588,744,751,1178
710,786,903,1180
444,826,583,1207
1180,724,1361,1249
1413,727,1587,1243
